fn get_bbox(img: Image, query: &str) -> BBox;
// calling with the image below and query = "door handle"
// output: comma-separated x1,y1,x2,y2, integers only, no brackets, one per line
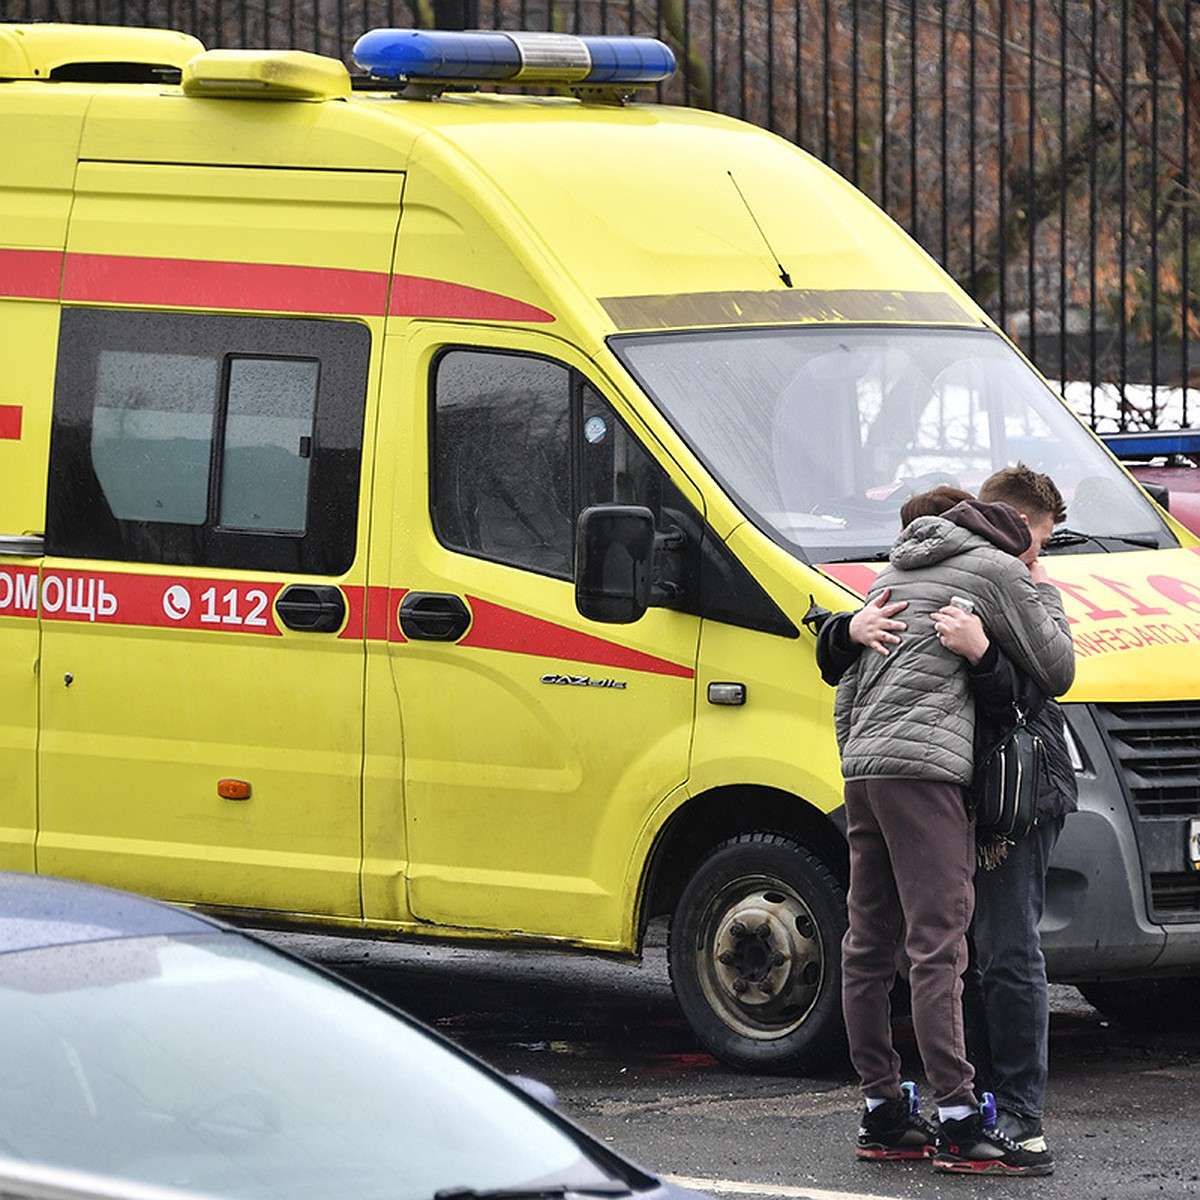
399,592,471,642
275,585,346,633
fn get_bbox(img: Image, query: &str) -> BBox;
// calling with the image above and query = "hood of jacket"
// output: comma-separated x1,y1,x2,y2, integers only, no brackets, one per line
890,499,1030,571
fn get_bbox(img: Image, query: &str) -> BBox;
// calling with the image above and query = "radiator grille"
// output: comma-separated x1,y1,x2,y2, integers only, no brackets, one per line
1093,702,1200,921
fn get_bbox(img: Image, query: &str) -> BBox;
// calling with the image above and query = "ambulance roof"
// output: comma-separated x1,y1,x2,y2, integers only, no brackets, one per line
357,93,982,330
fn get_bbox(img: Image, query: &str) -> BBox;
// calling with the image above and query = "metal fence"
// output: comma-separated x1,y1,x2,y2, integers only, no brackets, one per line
5,0,1199,430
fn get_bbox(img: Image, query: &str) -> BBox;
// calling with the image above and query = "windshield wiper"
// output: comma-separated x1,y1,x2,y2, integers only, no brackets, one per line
436,1186,632,1200
1044,527,1091,547
1045,527,1160,551
818,550,893,564
1107,532,1161,548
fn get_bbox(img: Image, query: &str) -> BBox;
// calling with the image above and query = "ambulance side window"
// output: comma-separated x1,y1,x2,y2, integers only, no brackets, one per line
431,349,684,580
579,381,678,513
47,309,368,574
433,350,573,576
220,358,318,533
90,349,218,526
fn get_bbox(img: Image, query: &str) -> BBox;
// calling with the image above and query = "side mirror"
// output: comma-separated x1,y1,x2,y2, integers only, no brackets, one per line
1140,480,1170,511
575,505,654,623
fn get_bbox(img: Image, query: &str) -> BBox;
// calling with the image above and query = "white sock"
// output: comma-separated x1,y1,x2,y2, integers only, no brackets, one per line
939,1104,975,1122
865,1097,888,1111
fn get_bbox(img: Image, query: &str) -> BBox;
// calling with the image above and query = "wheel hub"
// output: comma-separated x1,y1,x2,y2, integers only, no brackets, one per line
709,889,820,1014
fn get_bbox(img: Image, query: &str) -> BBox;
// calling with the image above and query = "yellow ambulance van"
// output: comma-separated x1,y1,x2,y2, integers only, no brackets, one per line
4,21,1200,1069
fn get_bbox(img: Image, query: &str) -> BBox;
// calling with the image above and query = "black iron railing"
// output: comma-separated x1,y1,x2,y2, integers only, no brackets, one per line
4,0,1198,431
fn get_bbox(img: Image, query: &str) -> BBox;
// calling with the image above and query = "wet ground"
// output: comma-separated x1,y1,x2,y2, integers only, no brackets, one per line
263,922,1200,1200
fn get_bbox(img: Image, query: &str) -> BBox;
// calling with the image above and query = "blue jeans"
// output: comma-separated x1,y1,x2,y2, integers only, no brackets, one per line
962,817,1063,1119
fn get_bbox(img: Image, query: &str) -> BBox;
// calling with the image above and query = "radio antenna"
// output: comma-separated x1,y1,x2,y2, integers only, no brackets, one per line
728,171,793,288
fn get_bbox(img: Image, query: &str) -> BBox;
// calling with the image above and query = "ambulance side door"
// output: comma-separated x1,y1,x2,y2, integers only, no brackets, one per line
36,308,373,914
365,328,701,944
34,161,400,915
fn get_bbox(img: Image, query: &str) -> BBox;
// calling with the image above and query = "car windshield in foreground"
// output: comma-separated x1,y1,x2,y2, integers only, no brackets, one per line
613,326,1174,562
0,933,641,1200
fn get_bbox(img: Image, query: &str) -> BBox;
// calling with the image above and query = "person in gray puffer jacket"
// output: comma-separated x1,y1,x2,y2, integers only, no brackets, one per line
834,500,1074,781
834,496,1074,1174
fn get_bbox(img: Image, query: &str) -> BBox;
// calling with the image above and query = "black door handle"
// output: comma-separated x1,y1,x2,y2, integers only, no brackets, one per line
399,592,471,641
275,585,346,633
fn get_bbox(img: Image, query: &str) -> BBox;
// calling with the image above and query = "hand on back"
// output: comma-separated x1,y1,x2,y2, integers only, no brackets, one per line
931,605,990,666
849,587,908,656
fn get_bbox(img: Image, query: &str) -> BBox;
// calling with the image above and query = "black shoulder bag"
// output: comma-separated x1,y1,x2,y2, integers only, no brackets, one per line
970,701,1044,844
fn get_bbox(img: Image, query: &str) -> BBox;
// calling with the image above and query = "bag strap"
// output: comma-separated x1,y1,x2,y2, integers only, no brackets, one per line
993,645,1048,726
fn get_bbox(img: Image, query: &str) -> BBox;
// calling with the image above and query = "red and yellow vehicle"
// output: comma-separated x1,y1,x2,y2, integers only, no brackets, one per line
3,22,1200,1067
1103,429,1200,538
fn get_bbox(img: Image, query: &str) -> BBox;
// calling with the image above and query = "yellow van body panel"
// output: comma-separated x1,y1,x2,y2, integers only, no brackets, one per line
0,87,84,247
0,306,50,876
67,163,404,276
36,569,367,910
362,323,703,944
686,525,844,806
0,87,85,539
78,89,416,172
0,83,87,874
0,573,38,872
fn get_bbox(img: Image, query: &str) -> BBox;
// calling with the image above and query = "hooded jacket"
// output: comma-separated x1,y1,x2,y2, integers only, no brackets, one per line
833,500,1075,784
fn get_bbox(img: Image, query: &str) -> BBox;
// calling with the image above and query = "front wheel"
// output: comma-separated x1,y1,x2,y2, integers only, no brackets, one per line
668,832,848,1074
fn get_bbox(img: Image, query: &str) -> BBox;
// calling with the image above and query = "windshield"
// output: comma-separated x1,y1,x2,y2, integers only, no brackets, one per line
614,326,1174,561
0,934,637,1200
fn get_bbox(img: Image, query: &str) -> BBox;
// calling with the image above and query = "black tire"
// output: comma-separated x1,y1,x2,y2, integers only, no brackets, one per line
668,832,848,1074
1077,978,1200,1031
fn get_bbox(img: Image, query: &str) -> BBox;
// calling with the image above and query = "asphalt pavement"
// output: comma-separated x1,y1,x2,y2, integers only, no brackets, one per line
264,921,1200,1200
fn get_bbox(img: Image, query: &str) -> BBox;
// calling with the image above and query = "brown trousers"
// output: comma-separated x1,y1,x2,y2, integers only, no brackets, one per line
841,776,978,1110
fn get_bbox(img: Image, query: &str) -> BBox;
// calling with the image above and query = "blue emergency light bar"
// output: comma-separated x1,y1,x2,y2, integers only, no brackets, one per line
352,28,676,87
1101,428,1200,458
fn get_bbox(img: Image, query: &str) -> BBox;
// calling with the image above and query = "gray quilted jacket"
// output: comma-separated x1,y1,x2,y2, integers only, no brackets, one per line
833,500,1075,784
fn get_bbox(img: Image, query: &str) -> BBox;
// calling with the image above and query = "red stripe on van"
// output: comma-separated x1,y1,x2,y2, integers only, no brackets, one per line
50,253,552,322
34,569,286,634
818,562,881,597
62,254,391,315
0,406,21,440
460,596,694,678
339,586,366,640
339,585,405,642
389,275,554,323
0,248,62,299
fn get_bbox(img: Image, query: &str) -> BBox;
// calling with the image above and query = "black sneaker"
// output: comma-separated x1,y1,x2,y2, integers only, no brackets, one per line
932,1099,1054,1176
996,1109,1054,1168
856,1081,937,1161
